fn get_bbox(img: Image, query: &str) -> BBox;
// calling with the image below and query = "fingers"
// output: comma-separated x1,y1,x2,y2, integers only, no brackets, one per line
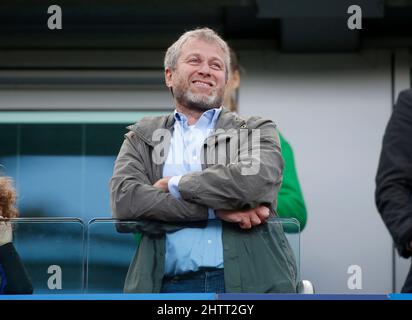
0,219,11,229
239,212,261,229
0,216,10,228
217,207,269,229
255,205,270,222
239,217,252,229
249,212,262,226
216,210,243,224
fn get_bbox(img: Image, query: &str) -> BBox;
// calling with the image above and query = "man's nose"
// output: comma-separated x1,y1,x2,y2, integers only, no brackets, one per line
197,62,211,76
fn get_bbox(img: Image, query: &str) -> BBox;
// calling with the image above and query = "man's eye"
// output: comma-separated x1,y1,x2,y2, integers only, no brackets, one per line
188,58,199,64
211,63,222,70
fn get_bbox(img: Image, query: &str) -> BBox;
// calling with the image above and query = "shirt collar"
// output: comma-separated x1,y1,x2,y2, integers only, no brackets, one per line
174,107,222,128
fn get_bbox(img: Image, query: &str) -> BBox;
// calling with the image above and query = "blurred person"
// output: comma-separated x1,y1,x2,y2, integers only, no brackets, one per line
376,89,412,293
223,48,307,230
0,176,33,294
111,27,298,293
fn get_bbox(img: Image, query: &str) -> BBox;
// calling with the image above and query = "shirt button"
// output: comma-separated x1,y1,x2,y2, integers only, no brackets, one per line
207,240,212,244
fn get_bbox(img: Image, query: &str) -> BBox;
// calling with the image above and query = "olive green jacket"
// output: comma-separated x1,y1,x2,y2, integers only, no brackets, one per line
110,107,298,293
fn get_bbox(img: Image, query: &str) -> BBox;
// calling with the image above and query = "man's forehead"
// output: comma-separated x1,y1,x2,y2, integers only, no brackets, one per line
180,38,225,60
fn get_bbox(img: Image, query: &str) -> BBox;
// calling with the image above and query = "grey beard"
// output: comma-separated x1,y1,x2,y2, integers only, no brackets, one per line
176,89,223,111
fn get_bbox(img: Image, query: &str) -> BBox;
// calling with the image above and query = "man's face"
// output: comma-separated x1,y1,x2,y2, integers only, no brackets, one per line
165,38,227,111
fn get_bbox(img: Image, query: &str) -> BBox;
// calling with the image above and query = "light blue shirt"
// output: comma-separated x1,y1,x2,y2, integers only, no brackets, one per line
163,107,224,276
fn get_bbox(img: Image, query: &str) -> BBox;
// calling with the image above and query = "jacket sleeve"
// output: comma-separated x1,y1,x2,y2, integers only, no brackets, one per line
110,132,209,222
375,89,412,258
178,119,284,211
0,242,33,294
277,131,307,231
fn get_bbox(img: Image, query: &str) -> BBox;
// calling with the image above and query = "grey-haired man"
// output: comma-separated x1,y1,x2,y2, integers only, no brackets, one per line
110,28,297,293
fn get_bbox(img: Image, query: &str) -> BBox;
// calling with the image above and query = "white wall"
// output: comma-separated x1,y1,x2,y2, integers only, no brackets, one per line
238,50,394,293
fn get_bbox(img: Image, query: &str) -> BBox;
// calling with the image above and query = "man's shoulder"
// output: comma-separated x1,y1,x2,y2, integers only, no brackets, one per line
396,89,412,112
220,108,276,130
238,114,277,130
127,113,173,135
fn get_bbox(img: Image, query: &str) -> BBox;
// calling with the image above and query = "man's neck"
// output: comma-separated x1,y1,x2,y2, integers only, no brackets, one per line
175,104,207,126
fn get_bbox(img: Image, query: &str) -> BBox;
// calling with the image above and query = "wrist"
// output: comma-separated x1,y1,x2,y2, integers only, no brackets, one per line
168,175,182,199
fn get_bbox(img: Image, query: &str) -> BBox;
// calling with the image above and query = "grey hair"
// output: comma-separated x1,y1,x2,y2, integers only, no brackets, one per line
164,27,231,81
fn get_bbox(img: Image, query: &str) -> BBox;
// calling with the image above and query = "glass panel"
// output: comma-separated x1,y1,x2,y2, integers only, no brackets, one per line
8,218,85,294
86,219,138,293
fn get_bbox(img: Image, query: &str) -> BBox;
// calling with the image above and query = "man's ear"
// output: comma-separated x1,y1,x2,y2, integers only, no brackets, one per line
165,68,173,88
231,70,240,90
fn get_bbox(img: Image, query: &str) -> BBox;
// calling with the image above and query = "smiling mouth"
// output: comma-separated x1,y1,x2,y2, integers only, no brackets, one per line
192,80,213,88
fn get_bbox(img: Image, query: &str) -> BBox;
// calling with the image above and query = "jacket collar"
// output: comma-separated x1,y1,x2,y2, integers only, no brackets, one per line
127,107,247,146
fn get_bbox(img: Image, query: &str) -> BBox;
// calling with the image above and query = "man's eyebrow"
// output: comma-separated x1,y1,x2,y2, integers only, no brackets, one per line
183,53,223,63
184,53,201,59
